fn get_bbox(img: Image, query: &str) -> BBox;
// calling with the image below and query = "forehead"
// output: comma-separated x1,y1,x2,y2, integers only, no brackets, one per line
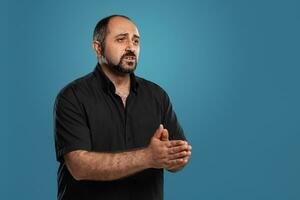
107,17,140,37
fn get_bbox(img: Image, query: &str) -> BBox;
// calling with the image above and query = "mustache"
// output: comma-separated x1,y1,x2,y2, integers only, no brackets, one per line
121,51,136,59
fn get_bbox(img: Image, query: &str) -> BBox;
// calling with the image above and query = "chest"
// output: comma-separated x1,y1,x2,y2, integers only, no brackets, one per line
85,91,162,152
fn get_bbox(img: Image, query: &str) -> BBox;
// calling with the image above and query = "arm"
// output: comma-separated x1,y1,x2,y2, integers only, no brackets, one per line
65,148,149,181
54,88,190,179
65,125,188,181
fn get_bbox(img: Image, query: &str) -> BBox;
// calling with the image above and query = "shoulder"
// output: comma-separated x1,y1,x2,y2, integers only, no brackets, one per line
55,71,96,105
135,75,168,97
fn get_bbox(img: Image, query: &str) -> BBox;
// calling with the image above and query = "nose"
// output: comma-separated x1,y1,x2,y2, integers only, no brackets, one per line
125,40,135,52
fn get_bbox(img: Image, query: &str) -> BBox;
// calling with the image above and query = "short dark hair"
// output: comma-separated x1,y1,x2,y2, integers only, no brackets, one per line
93,15,132,52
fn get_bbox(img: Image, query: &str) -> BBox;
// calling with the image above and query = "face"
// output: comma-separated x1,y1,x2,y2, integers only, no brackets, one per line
97,17,140,74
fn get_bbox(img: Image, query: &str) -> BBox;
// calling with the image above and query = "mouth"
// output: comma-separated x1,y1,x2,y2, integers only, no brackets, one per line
123,56,136,61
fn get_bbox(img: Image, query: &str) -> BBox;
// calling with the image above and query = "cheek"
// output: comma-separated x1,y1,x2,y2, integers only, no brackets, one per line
105,46,123,63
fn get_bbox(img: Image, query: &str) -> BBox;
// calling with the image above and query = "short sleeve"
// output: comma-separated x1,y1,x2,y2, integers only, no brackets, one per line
53,85,91,162
161,90,186,141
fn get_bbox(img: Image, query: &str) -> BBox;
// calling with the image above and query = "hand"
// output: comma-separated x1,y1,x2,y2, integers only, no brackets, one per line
159,125,192,172
166,144,192,172
146,124,188,169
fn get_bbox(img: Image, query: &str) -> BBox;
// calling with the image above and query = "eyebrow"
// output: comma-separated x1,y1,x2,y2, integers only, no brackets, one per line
114,33,140,39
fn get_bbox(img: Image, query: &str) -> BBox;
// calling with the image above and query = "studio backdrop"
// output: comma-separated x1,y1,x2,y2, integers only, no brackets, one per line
1,0,299,199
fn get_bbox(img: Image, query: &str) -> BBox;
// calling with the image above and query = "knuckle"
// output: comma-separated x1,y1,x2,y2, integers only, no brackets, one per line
166,141,171,147
170,148,174,153
174,147,179,152
163,160,169,166
163,146,168,152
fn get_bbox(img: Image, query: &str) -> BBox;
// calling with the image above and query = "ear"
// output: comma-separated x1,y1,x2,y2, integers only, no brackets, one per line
92,41,102,58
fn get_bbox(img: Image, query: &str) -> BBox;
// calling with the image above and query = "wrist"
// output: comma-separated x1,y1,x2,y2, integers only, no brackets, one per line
142,147,153,169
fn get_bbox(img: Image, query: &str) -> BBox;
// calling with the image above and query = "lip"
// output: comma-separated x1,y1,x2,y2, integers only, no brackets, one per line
123,56,136,61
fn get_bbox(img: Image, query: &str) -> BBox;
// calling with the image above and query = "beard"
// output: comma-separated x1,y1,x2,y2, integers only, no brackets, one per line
104,51,137,74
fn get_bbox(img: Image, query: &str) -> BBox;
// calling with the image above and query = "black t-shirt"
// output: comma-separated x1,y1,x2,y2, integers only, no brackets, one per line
53,64,186,200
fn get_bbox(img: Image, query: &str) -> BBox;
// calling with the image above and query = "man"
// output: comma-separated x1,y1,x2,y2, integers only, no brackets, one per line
54,15,192,200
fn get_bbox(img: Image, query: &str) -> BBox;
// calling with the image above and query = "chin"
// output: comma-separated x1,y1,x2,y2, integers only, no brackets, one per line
122,67,136,73
121,62,137,72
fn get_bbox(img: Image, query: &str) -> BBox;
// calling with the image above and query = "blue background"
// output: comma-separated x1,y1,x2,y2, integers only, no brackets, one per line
1,0,299,199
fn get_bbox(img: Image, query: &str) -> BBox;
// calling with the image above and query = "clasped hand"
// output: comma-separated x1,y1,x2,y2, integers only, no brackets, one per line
146,124,192,172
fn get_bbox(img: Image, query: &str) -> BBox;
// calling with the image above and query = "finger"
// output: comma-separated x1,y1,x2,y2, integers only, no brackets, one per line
168,144,190,154
167,160,187,171
169,158,186,166
167,157,189,170
154,124,164,139
187,150,192,157
168,140,186,147
181,153,191,161
168,151,189,160
167,165,178,171
171,150,191,160
161,129,169,141
167,163,183,171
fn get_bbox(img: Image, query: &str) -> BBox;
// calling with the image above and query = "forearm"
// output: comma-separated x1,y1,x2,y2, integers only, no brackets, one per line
65,148,150,181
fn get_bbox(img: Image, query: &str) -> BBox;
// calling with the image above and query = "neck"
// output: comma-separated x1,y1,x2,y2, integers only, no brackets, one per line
99,62,131,93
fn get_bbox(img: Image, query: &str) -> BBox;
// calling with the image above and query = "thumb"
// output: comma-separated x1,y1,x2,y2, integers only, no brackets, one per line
154,124,164,139
161,129,169,141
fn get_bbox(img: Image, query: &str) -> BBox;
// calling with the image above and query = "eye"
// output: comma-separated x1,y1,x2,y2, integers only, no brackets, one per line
117,38,125,42
134,39,140,45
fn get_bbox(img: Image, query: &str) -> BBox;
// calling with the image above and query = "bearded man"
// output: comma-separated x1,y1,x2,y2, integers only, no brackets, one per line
54,15,192,200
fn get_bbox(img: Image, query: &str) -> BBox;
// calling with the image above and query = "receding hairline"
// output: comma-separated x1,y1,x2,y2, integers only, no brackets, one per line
93,15,133,41
106,16,138,35
92,15,138,51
